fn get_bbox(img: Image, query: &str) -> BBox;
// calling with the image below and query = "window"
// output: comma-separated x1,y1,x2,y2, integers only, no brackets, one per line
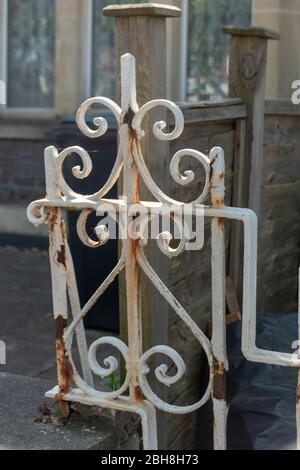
2,0,55,109
92,0,143,99
188,0,252,101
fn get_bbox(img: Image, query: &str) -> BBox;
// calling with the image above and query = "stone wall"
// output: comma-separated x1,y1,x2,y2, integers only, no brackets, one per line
0,139,48,205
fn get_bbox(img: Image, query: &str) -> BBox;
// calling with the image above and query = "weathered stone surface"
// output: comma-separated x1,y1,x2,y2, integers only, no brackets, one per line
0,373,117,450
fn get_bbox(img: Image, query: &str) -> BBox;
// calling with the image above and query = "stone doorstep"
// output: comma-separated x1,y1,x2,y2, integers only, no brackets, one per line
0,373,139,450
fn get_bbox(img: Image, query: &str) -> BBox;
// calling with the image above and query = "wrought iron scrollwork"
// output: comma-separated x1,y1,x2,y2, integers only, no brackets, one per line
28,53,258,452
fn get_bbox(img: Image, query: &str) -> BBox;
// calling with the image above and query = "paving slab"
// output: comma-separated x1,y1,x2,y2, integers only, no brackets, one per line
0,245,108,381
0,373,117,450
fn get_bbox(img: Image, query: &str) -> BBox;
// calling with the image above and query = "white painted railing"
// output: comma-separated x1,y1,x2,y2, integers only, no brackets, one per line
27,53,300,450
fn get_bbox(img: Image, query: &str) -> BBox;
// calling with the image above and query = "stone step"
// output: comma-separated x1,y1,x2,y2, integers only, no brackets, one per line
0,373,119,450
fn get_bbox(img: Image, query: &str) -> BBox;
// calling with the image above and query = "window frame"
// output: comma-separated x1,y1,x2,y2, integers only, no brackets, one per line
0,0,55,117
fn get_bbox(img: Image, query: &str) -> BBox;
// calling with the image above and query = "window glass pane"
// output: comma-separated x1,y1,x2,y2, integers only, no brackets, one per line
92,0,143,99
7,0,55,108
188,0,252,101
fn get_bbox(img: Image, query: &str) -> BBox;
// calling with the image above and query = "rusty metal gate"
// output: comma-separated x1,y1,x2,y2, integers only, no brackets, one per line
27,53,300,450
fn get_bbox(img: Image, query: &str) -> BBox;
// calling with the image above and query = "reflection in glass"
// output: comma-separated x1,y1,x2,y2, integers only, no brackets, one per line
92,0,143,99
7,0,55,108
188,0,251,101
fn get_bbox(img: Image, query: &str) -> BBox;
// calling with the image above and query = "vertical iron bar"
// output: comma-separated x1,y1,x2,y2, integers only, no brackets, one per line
121,54,143,404
45,147,71,417
210,148,228,450
65,243,94,387
45,147,94,415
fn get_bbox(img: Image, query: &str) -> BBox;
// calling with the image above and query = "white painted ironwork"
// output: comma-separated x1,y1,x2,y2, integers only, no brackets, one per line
27,53,300,450
25,52,251,450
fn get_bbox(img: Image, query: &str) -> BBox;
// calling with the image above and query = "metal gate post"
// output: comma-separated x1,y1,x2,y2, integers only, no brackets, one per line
210,150,228,450
121,54,146,406
44,147,93,417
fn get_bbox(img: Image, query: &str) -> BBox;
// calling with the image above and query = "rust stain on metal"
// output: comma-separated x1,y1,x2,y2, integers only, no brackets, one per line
134,385,144,402
48,208,67,268
58,400,71,419
60,219,66,243
133,166,140,202
217,218,225,232
297,382,300,403
123,107,135,131
213,356,226,401
48,207,59,235
123,108,141,203
131,238,141,297
123,106,140,155
212,198,225,208
130,139,141,204
132,236,141,255
129,128,138,141
219,172,224,180
129,130,140,160
57,245,66,267
57,220,67,267
55,316,74,397
209,156,217,182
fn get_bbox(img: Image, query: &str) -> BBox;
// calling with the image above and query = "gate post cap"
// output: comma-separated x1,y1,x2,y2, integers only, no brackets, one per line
103,3,181,18
223,26,280,40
